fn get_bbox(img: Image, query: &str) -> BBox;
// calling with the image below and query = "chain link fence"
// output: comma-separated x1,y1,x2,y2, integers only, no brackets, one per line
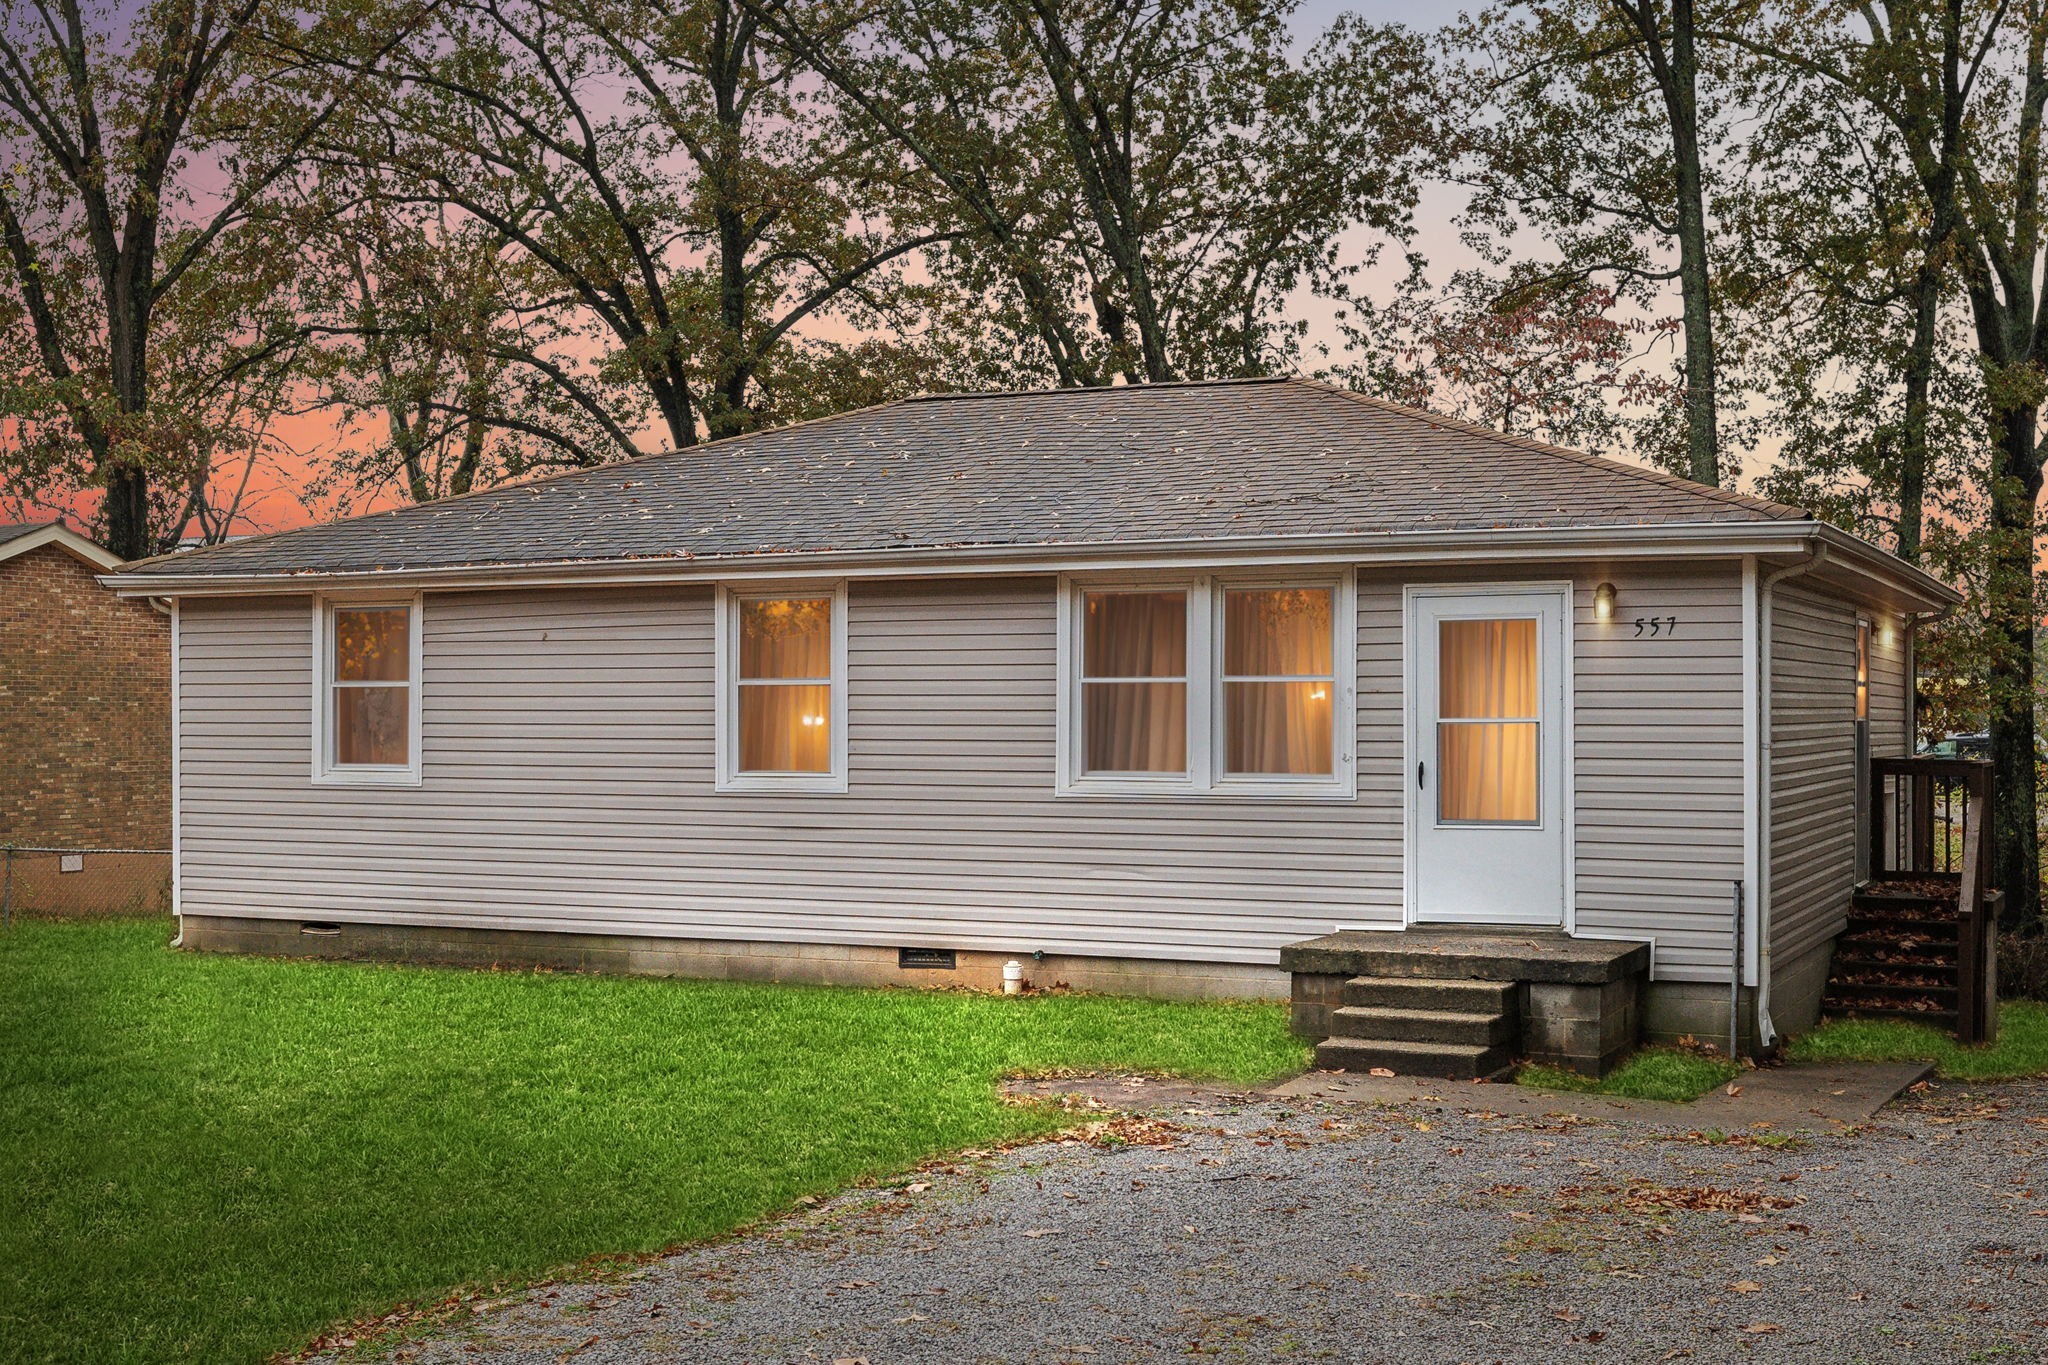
1,846,172,927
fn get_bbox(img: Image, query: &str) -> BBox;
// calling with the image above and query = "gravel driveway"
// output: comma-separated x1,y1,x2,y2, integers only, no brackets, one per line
328,1078,2048,1364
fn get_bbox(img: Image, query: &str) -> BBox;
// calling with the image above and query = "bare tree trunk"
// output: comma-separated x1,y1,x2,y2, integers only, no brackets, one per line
1985,410,2042,929
1018,0,1175,382
1894,266,1940,562
1615,0,1720,485
1890,0,1968,563
102,465,152,560
1959,0,2046,932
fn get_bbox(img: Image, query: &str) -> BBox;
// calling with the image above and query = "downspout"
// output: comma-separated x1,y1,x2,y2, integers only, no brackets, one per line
1903,602,1955,754
166,598,181,948
1754,541,1829,1053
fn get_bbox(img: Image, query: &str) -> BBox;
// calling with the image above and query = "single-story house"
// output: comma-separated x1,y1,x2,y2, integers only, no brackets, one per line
2,520,172,914
106,378,1956,1075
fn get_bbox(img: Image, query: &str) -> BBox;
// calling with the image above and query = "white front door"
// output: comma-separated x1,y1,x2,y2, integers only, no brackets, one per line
1409,586,1568,926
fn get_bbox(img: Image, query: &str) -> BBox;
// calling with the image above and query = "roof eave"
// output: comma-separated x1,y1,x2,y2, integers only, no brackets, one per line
1807,522,1961,611
3,523,123,572
103,519,1949,607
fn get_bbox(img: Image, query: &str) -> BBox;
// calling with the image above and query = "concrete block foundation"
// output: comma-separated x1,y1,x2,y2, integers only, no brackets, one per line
176,915,1290,1002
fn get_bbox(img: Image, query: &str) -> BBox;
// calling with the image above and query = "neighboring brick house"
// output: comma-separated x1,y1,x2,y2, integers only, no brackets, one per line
0,522,171,913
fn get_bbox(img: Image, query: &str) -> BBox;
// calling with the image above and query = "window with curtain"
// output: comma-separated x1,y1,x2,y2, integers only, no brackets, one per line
736,596,834,773
1437,617,1538,824
1223,588,1334,776
1081,590,1188,774
1063,577,1353,796
328,604,413,769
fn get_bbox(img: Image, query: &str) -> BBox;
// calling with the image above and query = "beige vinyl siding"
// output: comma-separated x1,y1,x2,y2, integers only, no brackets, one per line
1868,609,1910,758
1569,566,1746,981
1766,584,1913,972
178,580,1384,965
177,564,1755,977
1352,577,1406,916
1767,583,1859,969
1354,564,1747,981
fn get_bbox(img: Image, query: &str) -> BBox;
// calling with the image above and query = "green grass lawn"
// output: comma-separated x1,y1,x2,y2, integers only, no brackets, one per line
1516,1000,2048,1102
0,918,1308,1364
1785,999,2048,1080
1516,1047,1741,1103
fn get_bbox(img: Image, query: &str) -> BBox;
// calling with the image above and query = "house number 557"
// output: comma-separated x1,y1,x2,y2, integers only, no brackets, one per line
1633,616,1679,637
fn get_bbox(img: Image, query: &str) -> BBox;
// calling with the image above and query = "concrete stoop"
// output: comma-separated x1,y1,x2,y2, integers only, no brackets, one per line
1284,929,1652,1079
1313,977,1518,1080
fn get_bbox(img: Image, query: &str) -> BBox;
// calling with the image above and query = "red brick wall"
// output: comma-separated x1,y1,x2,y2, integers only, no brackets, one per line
0,544,170,848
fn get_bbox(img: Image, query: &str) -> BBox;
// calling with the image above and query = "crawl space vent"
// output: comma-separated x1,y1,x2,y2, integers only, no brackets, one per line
898,947,957,970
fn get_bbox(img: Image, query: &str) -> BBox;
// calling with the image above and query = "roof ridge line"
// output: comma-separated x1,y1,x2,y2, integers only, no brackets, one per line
901,376,1288,403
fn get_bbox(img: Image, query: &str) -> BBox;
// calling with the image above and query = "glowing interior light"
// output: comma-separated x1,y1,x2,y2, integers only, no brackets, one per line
1309,688,1327,701
801,714,822,727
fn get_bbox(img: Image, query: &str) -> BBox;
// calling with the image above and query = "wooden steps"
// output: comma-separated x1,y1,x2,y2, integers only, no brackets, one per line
1822,879,1964,1027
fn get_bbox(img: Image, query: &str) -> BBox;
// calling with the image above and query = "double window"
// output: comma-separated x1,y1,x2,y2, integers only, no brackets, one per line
714,584,849,791
313,595,422,785
1059,576,1354,797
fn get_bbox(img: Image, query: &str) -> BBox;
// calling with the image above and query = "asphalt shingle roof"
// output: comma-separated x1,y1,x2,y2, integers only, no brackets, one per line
123,378,1807,580
0,522,55,546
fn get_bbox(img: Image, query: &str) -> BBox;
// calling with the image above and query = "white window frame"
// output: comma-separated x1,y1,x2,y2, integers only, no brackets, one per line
715,581,850,793
311,592,424,787
1056,571,1357,800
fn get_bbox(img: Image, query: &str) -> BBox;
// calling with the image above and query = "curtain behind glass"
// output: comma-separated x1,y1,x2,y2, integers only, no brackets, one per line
1438,617,1537,822
1082,591,1187,773
1224,588,1334,775
739,598,832,771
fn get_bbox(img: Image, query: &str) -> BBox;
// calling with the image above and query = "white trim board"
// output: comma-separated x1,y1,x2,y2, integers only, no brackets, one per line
169,598,183,942
1,522,122,572
713,581,850,794
309,592,425,787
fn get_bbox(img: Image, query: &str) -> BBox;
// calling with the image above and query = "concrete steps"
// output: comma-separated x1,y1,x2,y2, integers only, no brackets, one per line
1284,930,1650,1078
1314,1035,1515,1079
1311,975,1519,1080
1329,1004,1515,1046
1340,977,1517,1013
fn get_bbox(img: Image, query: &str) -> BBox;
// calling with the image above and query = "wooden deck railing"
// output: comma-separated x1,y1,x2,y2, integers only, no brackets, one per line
1865,757,1999,1043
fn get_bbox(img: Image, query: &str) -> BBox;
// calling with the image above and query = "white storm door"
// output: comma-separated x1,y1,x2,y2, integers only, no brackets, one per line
1409,587,1568,926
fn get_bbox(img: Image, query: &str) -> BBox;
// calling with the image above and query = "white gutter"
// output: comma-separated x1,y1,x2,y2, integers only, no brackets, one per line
1754,541,1831,1051
102,518,1959,605
168,598,182,948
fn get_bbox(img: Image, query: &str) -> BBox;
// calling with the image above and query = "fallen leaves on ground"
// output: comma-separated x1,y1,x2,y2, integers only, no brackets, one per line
1615,1183,1805,1217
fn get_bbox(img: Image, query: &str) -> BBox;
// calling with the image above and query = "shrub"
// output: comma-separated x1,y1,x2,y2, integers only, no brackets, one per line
1999,930,2048,1002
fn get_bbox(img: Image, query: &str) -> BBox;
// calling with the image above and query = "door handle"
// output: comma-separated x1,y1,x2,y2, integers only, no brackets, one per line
1417,760,1426,789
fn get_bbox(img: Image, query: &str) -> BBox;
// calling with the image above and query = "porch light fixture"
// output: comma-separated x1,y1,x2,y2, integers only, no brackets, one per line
1592,582,1618,621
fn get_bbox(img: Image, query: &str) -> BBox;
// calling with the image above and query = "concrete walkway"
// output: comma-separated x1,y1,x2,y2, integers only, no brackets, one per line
1265,1059,1935,1128
1002,1058,1934,1130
